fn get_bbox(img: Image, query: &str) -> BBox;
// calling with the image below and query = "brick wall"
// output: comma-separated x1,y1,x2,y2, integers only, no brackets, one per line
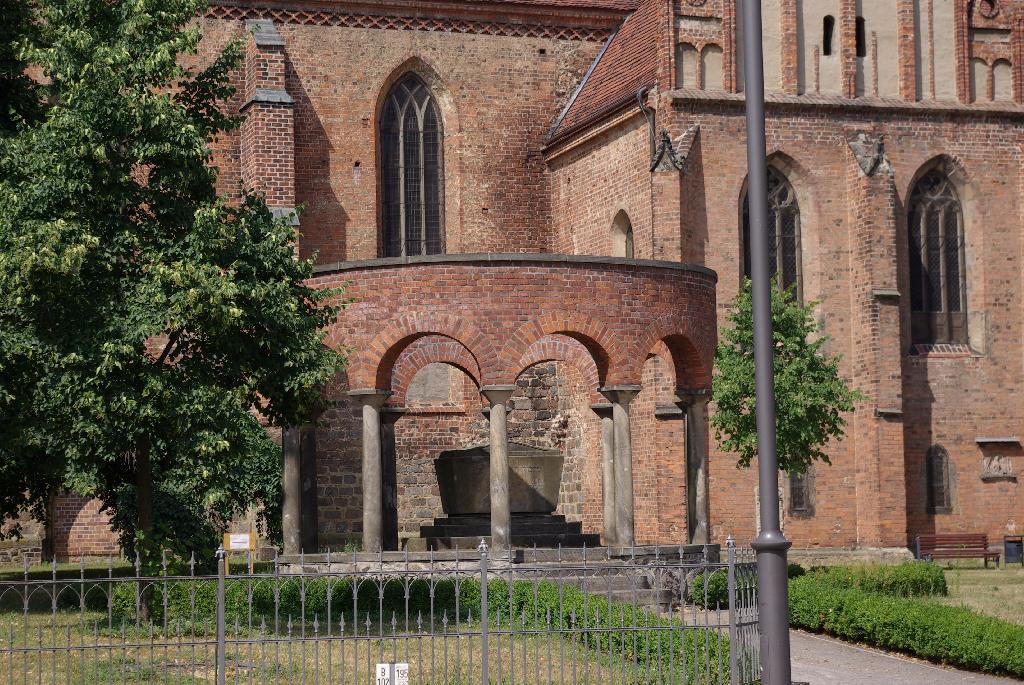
197,13,604,264
51,494,119,560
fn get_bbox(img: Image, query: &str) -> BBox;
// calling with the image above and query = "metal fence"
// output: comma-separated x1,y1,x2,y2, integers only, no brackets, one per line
0,541,759,684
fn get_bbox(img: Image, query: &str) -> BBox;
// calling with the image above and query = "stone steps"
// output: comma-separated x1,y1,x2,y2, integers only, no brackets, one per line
411,513,598,552
404,533,601,552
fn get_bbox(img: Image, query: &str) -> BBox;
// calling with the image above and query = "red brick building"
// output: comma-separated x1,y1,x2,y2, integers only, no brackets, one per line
36,0,1024,559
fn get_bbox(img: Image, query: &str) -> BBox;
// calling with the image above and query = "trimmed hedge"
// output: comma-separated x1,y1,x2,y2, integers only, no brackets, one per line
789,574,1024,677
108,575,730,682
805,562,946,598
691,563,805,610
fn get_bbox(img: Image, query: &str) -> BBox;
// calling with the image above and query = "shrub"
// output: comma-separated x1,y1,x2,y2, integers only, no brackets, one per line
106,573,730,682
807,562,946,597
691,570,729,610
789,574,1024,677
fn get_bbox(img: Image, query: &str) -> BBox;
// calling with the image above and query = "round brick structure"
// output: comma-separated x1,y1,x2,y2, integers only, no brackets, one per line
312,254,719,397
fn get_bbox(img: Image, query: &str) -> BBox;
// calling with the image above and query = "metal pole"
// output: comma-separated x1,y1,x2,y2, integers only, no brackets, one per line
739,1,793,683
478,539,489,685
216,547,226,685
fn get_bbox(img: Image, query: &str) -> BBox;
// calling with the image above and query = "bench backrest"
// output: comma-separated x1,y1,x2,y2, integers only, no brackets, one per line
917,534,989,555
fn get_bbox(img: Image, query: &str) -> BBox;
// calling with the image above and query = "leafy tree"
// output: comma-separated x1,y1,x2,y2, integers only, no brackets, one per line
711,279,863,476
0,0,345,567
0,0,41,135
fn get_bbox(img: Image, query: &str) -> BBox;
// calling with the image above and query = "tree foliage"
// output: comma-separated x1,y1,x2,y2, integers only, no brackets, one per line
0,0,346,563
711,279,863,476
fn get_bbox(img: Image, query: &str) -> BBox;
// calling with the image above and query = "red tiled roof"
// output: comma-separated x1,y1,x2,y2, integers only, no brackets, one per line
424,0,639,9
549,0,659,141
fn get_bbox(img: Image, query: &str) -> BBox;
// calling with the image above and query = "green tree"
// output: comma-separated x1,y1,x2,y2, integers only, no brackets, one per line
0,0,41,136
711,279,863,476
0,0,345,566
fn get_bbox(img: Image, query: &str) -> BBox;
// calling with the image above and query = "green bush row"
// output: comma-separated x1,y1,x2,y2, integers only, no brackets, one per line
691,563,805,610
805,561,947,598
789,574,1024,677
107,575,731,683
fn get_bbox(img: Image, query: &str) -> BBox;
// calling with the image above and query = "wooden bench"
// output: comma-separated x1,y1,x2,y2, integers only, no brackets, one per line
915,533,1001,567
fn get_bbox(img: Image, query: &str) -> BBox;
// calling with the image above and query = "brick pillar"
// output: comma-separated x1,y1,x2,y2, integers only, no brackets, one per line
846,132,909,549
954,0,970,103
651,168,683,260
722,0,738,93
840,0,858,98
1013,13,1024,104
897,0,919,101
780,0,799,94
241,20,298,228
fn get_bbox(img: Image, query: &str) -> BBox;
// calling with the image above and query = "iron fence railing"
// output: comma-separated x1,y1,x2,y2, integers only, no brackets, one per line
0,540,759,684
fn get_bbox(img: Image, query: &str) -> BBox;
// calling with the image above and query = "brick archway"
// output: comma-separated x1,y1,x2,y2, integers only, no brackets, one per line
350,312,499,390
634,313,714,392
390,335,481,406
515,334,604,403
505,311,623,387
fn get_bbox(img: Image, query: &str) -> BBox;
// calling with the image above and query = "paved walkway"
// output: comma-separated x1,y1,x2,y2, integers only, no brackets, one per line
790,630,1020,684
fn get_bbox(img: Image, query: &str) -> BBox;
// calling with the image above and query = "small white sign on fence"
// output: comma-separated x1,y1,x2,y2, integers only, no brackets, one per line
375,663,409,685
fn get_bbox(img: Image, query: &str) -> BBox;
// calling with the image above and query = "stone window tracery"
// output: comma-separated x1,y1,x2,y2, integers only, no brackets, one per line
788,469,813,516
380,75,444,257
926,445,953,514
908,170,967,345
742,167,803,300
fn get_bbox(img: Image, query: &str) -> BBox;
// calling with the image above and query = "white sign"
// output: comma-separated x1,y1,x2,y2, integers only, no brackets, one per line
375,663,409,685
227,533,251,551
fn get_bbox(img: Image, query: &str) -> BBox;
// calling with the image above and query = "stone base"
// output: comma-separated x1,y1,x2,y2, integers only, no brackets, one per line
788,546,915,567
406,513,600,551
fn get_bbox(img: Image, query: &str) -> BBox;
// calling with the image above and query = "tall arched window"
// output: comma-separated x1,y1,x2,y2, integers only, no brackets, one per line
612,210,635,258
926,445,952,514
908,170,966,345
743,167,802,300
380,75,444,257
822,16,835,56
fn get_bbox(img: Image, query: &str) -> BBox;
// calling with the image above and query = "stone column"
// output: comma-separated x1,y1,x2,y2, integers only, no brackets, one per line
481,385,516,552
282,427,302,555
381,408,406,552
592,403,617,546
350,389,391,553
679,393,711,545
600,386,641,547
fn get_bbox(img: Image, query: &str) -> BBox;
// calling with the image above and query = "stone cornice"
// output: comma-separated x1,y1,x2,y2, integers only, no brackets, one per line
207,0,625,41
669,88,1024,119
311,252,718,281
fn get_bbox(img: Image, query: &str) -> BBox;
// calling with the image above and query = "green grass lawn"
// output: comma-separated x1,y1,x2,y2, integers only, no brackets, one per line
933,561,1024,625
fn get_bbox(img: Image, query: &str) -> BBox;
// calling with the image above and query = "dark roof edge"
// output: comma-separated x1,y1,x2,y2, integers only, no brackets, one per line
547,17,623,140
311,252,718,282
670,88,1024,119
544,90,647,150
210,0,631,30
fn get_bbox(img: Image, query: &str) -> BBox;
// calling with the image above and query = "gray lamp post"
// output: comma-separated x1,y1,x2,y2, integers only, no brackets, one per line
739,1,794,683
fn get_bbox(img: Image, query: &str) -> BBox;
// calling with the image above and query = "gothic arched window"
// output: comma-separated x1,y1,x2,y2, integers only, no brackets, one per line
743,167,803,300
612,210,634,258
380,75,444,257
926,445,952,514
908,170,966,345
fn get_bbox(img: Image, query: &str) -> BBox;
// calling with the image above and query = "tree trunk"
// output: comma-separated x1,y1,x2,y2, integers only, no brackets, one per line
135,438,154,622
